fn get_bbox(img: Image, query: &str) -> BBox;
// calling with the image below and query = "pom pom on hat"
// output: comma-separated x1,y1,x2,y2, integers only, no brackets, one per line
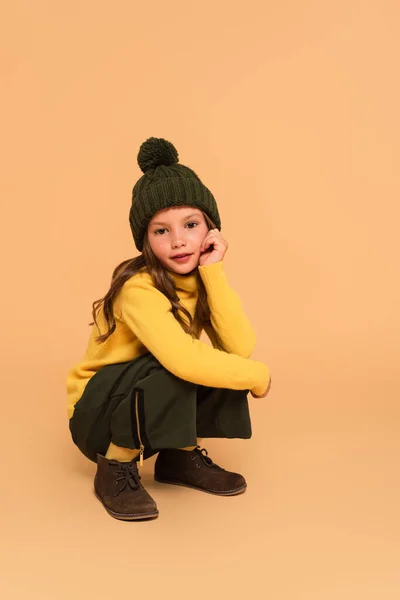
137,137,179,173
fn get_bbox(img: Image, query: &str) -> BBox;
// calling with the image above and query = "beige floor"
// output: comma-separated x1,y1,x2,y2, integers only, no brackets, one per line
2,359,399,600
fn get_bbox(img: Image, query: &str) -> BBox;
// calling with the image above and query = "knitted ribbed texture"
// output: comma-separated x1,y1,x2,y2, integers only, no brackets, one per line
129,138,221,251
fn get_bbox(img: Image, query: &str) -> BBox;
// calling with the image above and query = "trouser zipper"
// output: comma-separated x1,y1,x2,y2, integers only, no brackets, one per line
135,390,145,466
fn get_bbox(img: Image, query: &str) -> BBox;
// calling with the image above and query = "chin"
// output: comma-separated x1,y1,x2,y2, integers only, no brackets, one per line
174,264,198,274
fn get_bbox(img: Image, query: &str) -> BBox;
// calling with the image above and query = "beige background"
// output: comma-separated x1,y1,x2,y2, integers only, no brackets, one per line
1,1,399,598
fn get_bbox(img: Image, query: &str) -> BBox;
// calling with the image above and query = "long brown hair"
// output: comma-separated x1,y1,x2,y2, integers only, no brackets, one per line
89,210,222,347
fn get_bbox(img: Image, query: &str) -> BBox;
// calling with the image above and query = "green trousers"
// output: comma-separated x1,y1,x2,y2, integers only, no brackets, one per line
69,352,252,463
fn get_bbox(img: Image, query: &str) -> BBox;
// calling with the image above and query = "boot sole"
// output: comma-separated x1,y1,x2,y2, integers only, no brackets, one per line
94,491,159,521
154,475,247,496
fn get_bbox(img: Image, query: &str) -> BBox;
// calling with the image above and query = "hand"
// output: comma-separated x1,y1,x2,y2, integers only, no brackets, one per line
199,228,228,267
250,377,272,398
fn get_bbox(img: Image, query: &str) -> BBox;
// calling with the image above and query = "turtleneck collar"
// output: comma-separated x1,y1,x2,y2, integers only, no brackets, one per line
169,267,199,293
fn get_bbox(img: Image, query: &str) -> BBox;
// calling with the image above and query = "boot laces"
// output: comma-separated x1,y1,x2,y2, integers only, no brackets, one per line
108,460,142,496
194,446,225,470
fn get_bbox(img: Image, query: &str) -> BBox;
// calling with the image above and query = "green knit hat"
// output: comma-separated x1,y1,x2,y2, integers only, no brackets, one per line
129,137,221,251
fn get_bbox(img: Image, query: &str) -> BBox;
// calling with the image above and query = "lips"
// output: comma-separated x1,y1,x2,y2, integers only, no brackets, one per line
171,253,192,259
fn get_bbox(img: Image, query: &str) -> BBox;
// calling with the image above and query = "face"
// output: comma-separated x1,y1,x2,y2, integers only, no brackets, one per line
147,206,209,274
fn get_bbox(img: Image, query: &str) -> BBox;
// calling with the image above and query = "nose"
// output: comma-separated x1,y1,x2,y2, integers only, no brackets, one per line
171,231,187,249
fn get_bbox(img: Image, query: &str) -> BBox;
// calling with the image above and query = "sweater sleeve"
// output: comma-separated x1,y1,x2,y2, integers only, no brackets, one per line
115,274,270,396
198,261,256,358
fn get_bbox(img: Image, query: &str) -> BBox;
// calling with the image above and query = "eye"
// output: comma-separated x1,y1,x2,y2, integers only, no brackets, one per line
154,222,198,235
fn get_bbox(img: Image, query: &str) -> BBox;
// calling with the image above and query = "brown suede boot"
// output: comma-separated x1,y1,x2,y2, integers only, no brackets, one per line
94,454,159,520
154,446,247,496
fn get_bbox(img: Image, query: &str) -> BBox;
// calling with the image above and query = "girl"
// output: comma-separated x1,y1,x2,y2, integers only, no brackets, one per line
66,137,271,521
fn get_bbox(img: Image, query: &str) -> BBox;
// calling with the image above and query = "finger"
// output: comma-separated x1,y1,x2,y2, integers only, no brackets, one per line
200,231,217,251
200,237,213,252
200,229,225,252
205,229,223,243
210,229,227,245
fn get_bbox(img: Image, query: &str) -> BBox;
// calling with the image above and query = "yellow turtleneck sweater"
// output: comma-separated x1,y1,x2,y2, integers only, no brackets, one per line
66,260,270,419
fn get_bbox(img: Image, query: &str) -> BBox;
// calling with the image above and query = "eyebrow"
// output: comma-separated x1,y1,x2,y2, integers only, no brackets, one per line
151,212,202,226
